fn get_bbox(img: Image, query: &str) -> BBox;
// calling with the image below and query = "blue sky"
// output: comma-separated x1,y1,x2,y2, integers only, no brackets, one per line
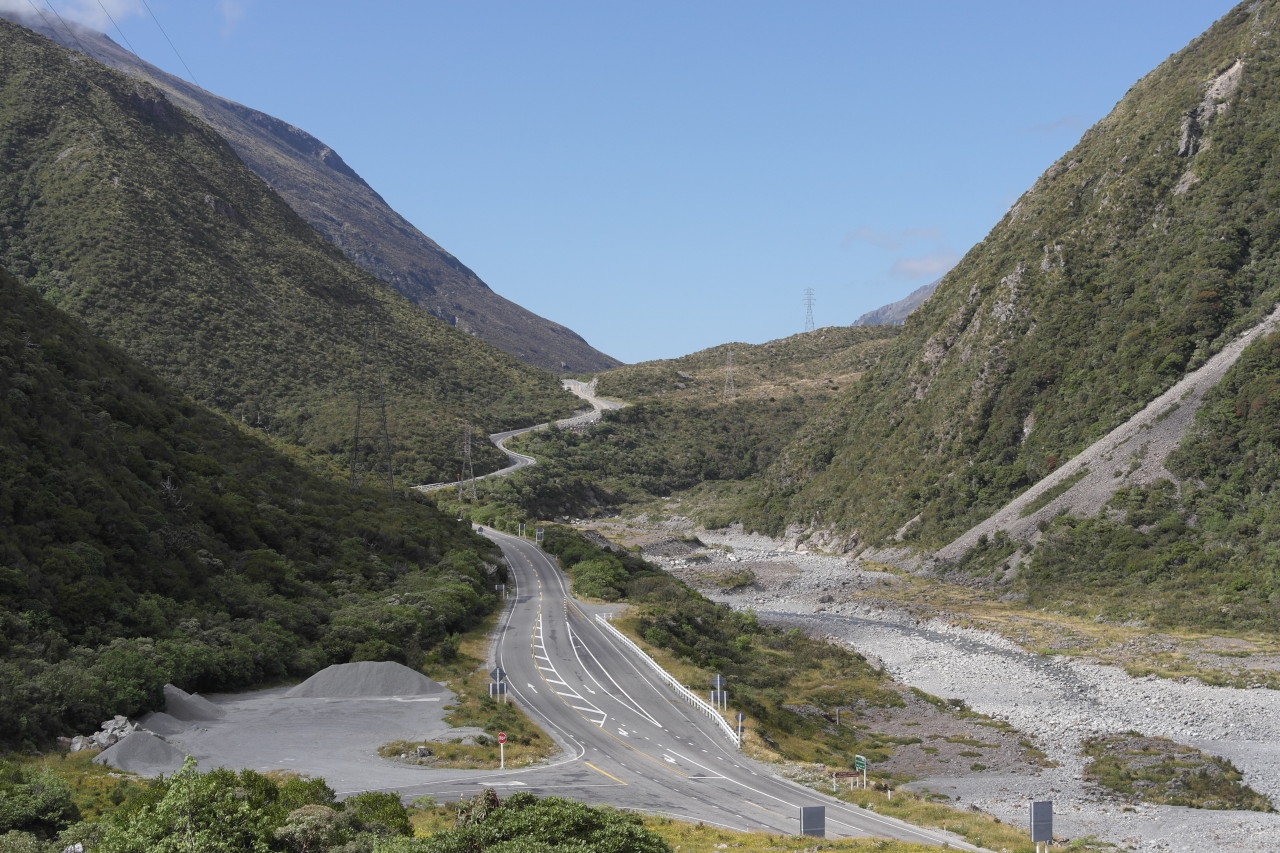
9,1,1234,363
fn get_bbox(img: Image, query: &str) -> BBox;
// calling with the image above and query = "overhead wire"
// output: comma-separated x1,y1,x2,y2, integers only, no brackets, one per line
138,0,200,87
31,1,86,53
93,0,140,56
21,0,56,33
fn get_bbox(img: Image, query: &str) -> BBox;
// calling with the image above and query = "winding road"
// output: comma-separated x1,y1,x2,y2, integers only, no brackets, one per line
415,379,625,491
388,528,982,848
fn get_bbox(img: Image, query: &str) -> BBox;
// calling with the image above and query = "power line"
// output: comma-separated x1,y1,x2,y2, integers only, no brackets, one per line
93,0,140,56
34,1,86,53
22,1,58,35
139,0,200,87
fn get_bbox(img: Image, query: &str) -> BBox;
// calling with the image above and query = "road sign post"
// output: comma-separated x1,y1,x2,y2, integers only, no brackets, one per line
853,754,867,789
535,527,544,544
498,731,507,769
710,674,729,710
490,666,507,704
799,806,825,838
1030,800,1052,851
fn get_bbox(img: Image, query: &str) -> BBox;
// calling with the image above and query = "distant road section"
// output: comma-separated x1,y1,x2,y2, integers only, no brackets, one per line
414,378,625,492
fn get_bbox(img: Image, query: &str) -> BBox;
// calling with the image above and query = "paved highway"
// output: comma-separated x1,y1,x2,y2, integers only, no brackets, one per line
398,528,984,848
415,379,624,491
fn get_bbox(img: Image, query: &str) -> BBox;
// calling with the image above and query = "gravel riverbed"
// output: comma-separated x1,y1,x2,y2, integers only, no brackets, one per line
608,519,1280,852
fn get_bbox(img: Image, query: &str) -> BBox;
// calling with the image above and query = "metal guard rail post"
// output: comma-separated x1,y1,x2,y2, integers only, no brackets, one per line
595,614,741,748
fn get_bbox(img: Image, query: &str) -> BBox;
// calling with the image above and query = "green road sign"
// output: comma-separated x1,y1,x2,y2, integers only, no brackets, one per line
853,754,867,771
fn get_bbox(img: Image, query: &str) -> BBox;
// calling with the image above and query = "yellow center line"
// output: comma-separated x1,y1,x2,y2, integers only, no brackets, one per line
583,762,627,785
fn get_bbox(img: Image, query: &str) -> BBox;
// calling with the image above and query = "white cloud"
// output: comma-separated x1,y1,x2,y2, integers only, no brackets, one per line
891,250,960,280
3,0,144,31
842,225,942,250
217,0,246,35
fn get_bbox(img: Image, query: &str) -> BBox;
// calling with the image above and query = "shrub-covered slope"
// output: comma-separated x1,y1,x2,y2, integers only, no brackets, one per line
595,326,897,402
0,19,575,483
1,10,620,375
0,267,501,748
772,1,1280,548
476,328,897,523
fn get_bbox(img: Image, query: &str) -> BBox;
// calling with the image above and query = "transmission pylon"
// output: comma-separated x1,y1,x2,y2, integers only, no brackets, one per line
460,424,478,501
723,348,736,401
804,288,816,332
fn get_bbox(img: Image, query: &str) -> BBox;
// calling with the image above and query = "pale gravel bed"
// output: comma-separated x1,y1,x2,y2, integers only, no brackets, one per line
645,521,1280,852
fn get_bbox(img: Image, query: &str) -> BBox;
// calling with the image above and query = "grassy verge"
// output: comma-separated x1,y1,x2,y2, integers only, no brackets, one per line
11,750,152,821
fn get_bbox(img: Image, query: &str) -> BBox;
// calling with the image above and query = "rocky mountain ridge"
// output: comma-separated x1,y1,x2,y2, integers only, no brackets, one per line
0,17,576,482
0,9,620,375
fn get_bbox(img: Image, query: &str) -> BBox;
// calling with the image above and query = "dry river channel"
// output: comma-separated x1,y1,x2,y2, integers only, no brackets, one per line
619,521,1280,853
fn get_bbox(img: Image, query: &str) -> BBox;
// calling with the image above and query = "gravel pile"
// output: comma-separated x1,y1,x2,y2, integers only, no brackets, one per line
163,683,224,720
285,661,445,699
94,730,186,775
635,521,1280,852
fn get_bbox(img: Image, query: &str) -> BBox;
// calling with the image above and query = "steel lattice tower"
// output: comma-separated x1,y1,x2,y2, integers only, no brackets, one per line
804,288,816,332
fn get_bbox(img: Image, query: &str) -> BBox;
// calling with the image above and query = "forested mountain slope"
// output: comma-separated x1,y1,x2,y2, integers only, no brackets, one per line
767,1,1280,551
0,19,576,482
0,268,500,748
0,10,620,374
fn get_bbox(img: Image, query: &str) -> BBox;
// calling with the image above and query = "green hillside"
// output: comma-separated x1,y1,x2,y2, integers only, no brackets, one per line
596,326,897,402
0,19,574,484
769,1,1280,547
473,328,897,523
0,267,503,748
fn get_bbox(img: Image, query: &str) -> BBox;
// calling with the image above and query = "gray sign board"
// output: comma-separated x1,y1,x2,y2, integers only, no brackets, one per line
1030,800,1053,842
799,806,825,838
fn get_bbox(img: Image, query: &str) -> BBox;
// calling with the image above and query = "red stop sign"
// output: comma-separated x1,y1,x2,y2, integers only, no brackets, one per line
497,732,507,744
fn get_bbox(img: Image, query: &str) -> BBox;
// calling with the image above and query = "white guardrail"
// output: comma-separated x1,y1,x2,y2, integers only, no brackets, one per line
594,614,741,749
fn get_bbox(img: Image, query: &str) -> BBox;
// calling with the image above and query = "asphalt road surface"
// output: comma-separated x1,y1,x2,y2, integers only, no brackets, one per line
389,529,982,848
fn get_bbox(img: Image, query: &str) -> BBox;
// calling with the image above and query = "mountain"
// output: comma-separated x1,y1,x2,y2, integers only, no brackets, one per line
0,9,620,375
0,266,501,748
763,0,1280,564
0,17,577,483
852,280,939,326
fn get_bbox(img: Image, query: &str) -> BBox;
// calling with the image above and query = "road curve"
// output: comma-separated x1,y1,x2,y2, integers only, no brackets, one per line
390,528,985,849
414,379,625,492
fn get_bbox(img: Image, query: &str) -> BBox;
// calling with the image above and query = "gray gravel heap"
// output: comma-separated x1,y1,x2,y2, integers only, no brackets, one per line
285,661,444,698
